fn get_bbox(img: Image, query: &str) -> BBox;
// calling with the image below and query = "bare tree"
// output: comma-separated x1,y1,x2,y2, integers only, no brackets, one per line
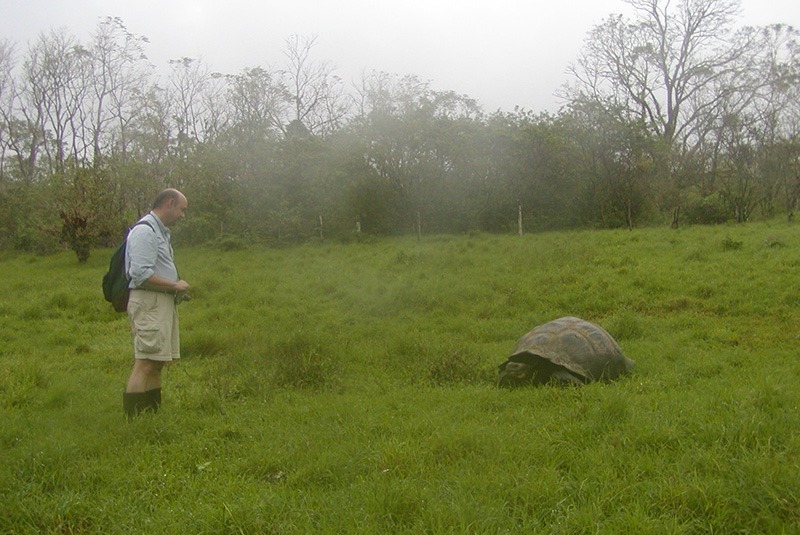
166,57,213,156
85,17,152,164
225,66,287,140
564,0,768,226
21,29,91,175
0,39,17,179
745,25,800,218
568,0,748,143
281,35,349,137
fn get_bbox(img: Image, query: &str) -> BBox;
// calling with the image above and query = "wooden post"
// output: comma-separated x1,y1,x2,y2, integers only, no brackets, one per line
356,218,361,233
518,203,523,236
417,211,422,241
319,214,324,240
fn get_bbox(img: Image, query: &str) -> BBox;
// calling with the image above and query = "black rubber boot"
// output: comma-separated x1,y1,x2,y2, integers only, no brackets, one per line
123,392,149,420
146,388,162,412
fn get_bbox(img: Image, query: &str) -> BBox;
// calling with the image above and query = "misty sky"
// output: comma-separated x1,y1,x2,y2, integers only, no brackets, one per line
1,0,798,113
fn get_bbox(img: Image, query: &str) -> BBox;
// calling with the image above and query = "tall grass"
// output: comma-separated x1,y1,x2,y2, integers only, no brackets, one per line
1,221,799,533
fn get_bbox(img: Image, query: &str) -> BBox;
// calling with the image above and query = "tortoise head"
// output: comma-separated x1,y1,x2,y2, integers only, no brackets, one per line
497,360,535,388
498,354,586,388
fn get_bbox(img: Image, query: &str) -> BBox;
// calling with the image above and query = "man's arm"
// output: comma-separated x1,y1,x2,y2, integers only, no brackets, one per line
126,223,188,292
140,274,190,294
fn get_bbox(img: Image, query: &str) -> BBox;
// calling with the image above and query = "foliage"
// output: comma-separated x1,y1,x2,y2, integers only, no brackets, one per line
0,9,799,252
58,209,90,262
564,0,800,227
683,191,730,225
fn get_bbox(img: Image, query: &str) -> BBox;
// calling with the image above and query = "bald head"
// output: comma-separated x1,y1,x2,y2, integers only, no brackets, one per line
152,188,185,210
152,188,188,227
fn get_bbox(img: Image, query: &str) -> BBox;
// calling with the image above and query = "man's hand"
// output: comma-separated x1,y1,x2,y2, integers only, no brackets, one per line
173,279,191,294
141,275,191,294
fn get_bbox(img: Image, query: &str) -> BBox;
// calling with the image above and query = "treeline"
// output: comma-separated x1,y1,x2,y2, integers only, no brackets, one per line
1,1,799,261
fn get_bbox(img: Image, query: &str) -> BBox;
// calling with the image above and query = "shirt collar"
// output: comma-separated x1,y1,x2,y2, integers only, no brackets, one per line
148,211,170,237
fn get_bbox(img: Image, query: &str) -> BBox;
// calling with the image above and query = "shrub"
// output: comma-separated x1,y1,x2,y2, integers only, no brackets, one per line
763,235,786,249
721,236,743,251
683,194,729,225
12,224,60,256
173,215,220,246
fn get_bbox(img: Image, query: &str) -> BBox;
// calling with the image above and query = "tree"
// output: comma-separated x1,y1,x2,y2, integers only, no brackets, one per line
352,73,486,235
22,29,90,175
166,57,214,157
281,35,349,137
744,25,800,219
224,66,287,144
85,17,151,165
773,138,800,220
482,110,583,232
561,100,654,229
565,0,765,226
0,39,16,180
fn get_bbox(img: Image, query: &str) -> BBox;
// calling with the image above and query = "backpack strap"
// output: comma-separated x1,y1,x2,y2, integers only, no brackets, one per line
125,220,155,281
131,220,154,233
127,219,180,280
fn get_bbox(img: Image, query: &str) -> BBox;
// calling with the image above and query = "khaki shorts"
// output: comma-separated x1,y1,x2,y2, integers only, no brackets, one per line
128,289,180,361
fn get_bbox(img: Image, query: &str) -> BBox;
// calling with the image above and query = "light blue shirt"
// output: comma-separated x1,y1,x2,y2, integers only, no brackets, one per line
125,212,178,289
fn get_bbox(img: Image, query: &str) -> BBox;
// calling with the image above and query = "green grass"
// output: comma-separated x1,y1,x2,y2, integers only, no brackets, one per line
2,221,800,533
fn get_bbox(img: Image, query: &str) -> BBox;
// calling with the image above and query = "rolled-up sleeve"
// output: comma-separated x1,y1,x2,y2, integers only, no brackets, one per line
126,226,157,288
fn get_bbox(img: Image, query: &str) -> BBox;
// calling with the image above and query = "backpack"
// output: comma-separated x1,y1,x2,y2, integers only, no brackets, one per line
102,220,154,312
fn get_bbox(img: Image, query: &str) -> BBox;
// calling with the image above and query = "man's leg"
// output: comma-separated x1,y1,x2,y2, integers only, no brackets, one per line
124,359,165,419
126,358,165,392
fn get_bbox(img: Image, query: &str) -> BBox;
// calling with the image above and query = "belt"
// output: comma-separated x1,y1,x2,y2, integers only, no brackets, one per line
131,288,175,295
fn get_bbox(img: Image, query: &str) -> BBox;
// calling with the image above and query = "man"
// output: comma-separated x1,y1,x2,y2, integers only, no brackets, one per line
122,188,191,419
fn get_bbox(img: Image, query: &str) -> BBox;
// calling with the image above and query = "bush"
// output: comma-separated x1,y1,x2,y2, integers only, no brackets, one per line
763,235,786,249
173,216,220,246
12,225,60,256
721,236,743,251
683,195,730,225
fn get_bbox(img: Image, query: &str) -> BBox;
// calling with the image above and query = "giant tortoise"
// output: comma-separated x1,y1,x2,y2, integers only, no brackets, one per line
498,316,635,387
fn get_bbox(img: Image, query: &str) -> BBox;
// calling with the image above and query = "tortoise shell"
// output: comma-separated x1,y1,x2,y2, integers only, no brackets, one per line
498,316,635,387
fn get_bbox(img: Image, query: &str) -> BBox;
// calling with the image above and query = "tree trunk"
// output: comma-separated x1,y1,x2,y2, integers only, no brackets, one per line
626,203,634,231
670,206,681,229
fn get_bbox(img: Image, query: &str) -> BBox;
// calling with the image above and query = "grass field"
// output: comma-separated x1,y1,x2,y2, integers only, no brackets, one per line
1,221,800,533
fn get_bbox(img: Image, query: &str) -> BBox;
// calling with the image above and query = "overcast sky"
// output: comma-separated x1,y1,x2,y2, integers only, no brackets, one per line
1,0,798,113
